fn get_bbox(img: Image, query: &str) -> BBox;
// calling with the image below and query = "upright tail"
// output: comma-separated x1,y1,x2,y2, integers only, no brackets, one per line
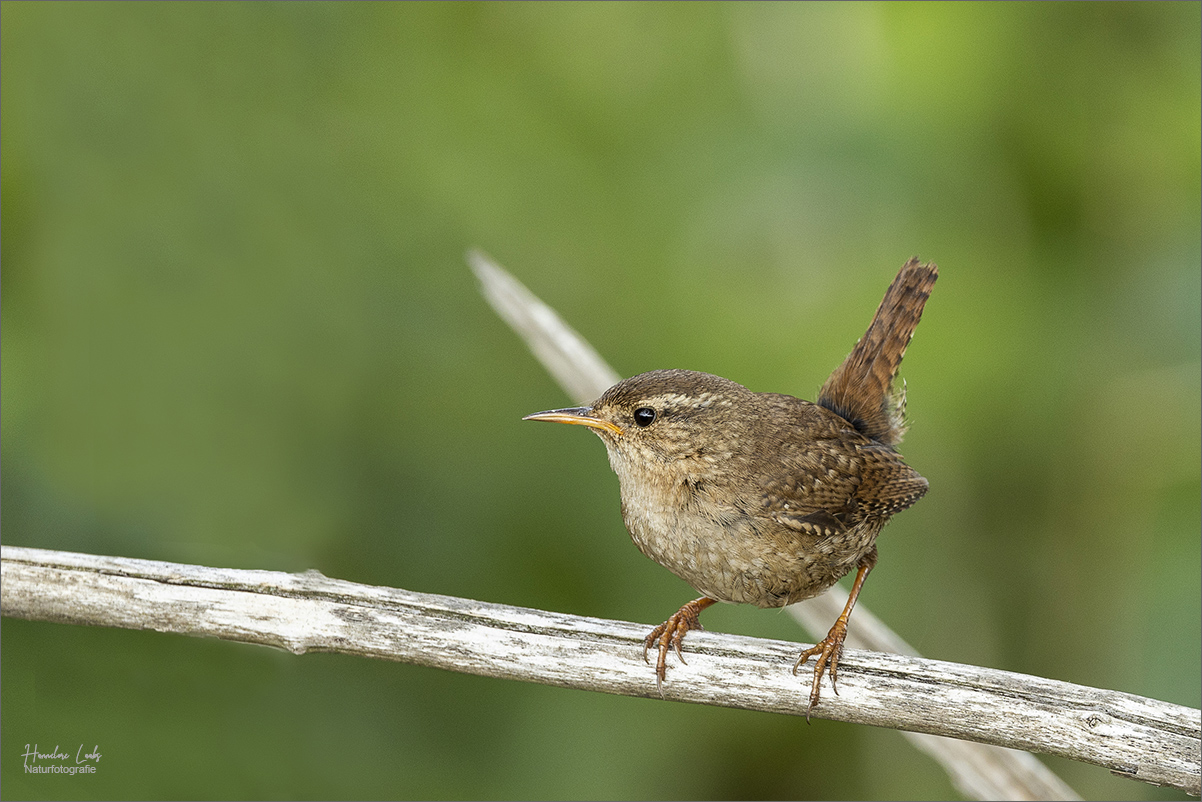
817,257,938,447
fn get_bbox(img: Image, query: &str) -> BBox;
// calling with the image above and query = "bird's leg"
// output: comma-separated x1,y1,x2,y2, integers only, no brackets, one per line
793,559,873,717
643,597,717,690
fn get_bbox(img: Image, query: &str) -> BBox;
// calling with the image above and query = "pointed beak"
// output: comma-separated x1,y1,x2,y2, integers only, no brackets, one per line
523,406,624,437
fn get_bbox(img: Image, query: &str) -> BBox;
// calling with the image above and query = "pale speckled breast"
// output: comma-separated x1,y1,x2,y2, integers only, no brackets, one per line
618,479,876,609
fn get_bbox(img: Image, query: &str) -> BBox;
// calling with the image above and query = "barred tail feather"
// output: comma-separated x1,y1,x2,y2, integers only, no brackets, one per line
817,257,938,447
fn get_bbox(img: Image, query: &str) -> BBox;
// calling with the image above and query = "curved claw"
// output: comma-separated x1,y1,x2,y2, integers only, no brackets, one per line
793,619,848,718
793,561,871,720
642,597,717,692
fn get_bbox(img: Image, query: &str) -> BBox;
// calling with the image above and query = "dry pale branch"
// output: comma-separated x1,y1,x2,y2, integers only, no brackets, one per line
2,254,1195,800
2,545,1198,797
468,249,1200,800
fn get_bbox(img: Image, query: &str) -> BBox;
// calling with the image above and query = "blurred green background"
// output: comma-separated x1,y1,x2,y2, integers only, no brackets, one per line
2,2,1199,800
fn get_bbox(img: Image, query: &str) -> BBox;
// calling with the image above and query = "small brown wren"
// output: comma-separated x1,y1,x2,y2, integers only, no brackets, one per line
525,258,937,713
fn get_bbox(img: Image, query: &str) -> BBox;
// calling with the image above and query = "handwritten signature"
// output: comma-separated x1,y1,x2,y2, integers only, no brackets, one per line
22,744,101,767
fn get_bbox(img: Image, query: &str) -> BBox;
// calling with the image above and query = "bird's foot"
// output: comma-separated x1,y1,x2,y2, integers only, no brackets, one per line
792,615,849,719
643,597,716,692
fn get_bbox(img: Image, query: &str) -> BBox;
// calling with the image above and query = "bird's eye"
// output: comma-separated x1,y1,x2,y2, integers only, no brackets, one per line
633,407,657,427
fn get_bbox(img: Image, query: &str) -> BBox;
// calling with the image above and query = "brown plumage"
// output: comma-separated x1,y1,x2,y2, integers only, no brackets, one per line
818,257,938,446
525,258,938,713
